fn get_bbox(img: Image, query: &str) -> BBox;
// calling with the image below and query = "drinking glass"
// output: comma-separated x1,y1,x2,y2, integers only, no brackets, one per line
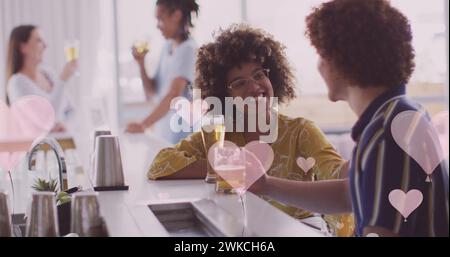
200,115,225,183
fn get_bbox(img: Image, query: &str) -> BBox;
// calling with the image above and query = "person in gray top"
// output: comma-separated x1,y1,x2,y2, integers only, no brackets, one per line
126,0,199,145
6,25,78,133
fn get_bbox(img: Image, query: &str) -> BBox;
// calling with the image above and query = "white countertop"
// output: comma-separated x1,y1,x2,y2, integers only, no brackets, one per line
1,131,325,237
91,133,325,237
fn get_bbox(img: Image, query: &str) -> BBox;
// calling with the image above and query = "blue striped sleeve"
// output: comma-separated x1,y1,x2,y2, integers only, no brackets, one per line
358,112,448,236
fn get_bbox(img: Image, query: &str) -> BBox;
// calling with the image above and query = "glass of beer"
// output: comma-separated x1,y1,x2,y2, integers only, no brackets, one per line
213,146,245,194
201,115,225,183
65,39,79,61
133,40,149,54
64,39,79,76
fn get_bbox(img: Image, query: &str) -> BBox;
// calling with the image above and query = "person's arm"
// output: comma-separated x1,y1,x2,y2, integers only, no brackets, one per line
157,159,207,180
137,60,157,98
126,77,187,133
142,77,187,128
294,120,354,235
260,177,353,215
59,60,78,82
245,120,353,216
244,146,352,215
354,133,417,237
148,132,207,180
132,46,156,98
300,120,349,180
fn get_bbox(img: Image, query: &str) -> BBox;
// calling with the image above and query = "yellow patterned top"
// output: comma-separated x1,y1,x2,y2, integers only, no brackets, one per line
148,114,355,236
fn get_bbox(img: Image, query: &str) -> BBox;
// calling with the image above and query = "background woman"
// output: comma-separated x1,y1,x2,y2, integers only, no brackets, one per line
6,25,78,132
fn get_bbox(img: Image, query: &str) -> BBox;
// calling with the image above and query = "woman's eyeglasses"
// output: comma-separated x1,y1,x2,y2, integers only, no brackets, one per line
227,69,270,90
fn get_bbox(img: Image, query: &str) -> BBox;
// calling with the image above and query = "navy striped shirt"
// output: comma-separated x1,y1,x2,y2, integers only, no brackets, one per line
349,85,449,237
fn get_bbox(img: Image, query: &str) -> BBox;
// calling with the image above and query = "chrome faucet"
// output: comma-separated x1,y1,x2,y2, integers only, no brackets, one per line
28,137,67,192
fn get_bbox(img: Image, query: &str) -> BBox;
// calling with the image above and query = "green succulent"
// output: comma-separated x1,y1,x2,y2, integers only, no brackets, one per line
32,178,71,205
32,178,59,192
57,191,71,205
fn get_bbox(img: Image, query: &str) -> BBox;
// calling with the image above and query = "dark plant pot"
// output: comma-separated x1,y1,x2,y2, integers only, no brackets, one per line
57,201,71,236
11,213,27,237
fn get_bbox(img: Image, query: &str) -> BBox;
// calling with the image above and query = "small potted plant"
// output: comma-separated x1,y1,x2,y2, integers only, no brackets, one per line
31,178,72,235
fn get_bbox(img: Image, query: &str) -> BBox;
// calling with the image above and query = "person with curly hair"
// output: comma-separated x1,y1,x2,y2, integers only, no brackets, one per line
148,24,355,237
249,0,448,237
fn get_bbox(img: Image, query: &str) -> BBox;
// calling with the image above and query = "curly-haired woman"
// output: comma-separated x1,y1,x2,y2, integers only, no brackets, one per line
148,24,355,237
249,0,449,237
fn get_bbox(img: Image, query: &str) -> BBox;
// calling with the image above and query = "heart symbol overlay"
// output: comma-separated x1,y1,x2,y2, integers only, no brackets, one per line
388,189,423,222
391,110,445,182
296,157,316,174
207,140,274,195
0,96,55,171
174,98,208,127
432,111,449,159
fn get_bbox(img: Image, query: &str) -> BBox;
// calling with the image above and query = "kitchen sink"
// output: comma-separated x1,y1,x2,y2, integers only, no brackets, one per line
148,199,251,237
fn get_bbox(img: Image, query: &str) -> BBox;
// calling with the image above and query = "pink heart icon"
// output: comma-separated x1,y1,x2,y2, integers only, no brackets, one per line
388,189,423,222
296,157,316,174
0,96,55,171
432,111,449,159
391,111,445,182
175,98,208,127
207,140,274,195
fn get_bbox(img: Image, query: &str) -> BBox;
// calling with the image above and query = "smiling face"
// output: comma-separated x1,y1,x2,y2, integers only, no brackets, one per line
226,62,275,119
155,4,182,40
226,62,274,100
20,28,46,65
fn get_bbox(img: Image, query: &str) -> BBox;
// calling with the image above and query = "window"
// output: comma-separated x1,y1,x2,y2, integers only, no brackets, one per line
113,0,448,130
245,0,448,132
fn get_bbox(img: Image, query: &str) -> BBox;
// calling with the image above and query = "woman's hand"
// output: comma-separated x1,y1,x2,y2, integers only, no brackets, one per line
51,122,66,133
125,122,146,133
60,60,78,81
132,46,148,66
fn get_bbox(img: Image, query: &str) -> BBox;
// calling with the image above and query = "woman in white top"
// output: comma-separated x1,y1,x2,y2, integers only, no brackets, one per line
125,0,199,145
6,25,77,132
